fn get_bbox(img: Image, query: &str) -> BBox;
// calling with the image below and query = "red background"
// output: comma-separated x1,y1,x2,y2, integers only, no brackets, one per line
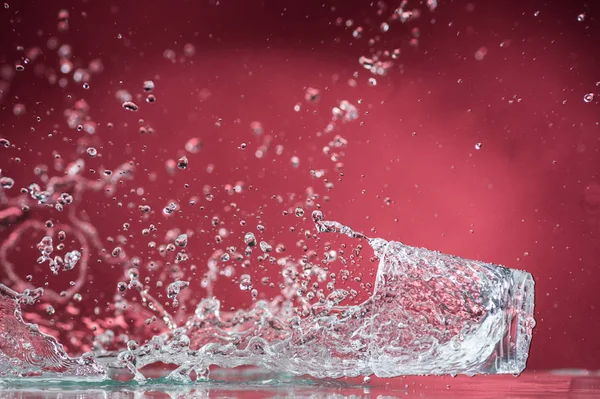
0,0,599,373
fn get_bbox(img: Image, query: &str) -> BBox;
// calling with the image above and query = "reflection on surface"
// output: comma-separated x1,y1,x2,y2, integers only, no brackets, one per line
1,369,599,398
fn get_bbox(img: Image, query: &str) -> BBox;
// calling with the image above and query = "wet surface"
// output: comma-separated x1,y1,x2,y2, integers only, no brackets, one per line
1,369,599,398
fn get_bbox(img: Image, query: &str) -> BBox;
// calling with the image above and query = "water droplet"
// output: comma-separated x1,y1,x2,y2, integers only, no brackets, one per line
64,250,81,270
250,121,264,136
0,177,14,189
146,94,156,103
584,93,595,103
239,274,252,291
0,138,9,148
290,156,300,168
244,232,257,247
175,233,188,247
163,202,178,215
577,13,586,22
475,142,482,150
295,207,305,217
86,147,97,157
112,246,122,257
185,137,202,153
143,80,155,92
167,281,190,305
352,26,363,39
368,78,377,86
380,22,389,32
259,241,273,253
304,87,320,102
177,156,188,169
46,305,55,316
122,101,139,112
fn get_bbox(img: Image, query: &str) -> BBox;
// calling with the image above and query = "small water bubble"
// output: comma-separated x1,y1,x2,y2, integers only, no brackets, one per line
143,80,155,92
380,22,389,32
175,233,188,247
12,103,26,116
185,137,202,153
183,43,196,57
577,13,586,22
87,147,97,157
290,156,300,168
177,156,188,169
304,87,320,102
82,82,90,89
250,121,264,136
15,64,24,72
363,376,371,383
122,101,139,112
259,241,273,253
64,250,81,270
112,246,122,257
368,77,377,86
163,202,178,215
0,138,9,148
475,142,482,150
0,177,14,189
239,274,252,291
46,305,55,316
352,26,363,39
117,281,127,292
73,293,82,301
295,207,305,217
244,232,257,247
583,93,595,103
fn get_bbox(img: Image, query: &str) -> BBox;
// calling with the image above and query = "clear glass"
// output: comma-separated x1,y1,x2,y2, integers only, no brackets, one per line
366,239,536,376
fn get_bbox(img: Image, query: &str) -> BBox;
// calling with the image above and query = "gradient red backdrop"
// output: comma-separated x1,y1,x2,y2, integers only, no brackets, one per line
0,0,599,374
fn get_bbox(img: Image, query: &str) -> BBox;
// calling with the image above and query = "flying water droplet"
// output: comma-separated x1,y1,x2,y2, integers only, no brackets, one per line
177,156,188,169
143,80,155,92
175,233,188,247
64,250,81,270
0,177,14,189
583,93,595,103
122,101,139,112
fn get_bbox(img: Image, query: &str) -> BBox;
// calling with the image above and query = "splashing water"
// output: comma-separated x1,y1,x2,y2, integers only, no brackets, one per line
0,284,104,380
0,0,543,384
0,215,535,381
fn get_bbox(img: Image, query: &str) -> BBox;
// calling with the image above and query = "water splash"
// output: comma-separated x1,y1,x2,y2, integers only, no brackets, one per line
0,213,534,381
0,284,105,379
